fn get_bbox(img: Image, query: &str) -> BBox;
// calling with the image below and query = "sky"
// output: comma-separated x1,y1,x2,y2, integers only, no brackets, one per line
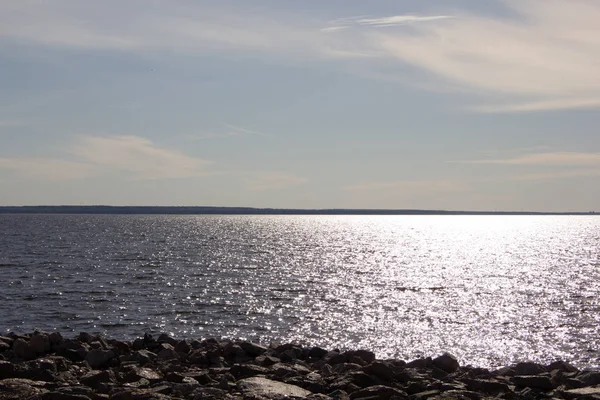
1,0,599,211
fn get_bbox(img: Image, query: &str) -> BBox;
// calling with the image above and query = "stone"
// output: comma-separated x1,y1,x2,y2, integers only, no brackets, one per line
156,343,178,360
256,355,280,367
41,392,92,399
363,361,398,381
124,367,162,382
85,349,115,369
577,371,600,386
237,376,312,398
174,340,191,354
309,347,329,359
514,362,546,376
23,358,58,382
30,333,51,355
349,385,408,399
344,349,376,365
230,363,270,378
464,378,510,394
49,332,64,347
562,386,600,399
120,349,156,365
239,341,268,356
433,353,460,373
547,360,578,373
412,390,441,399
406,358,430,369
156,333,178,347
0,360,20,379
0,378,49,399
12,338,36,360
513,375,554,390
80,370,115,388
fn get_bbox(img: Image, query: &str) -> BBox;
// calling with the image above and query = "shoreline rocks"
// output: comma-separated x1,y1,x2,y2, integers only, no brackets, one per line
0,331,596,399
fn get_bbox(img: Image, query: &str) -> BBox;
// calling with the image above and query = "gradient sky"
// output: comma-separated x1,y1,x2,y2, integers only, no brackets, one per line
1,0,599,211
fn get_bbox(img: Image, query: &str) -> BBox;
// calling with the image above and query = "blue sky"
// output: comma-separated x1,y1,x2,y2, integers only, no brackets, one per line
1,0,599,211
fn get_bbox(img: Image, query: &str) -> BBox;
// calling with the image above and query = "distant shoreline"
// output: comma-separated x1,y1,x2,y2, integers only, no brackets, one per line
0,205,596,215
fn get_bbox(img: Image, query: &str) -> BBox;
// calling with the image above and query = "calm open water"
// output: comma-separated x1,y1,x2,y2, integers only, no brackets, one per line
1,214,599,368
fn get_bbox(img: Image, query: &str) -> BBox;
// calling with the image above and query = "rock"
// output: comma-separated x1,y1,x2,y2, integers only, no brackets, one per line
344,349,376,365
363,360,398,381
80,370,115,388
120,349,156,365
174,340,190,354
577,370,600,386
349,385,408,399
156,343,178,360
406,357,430,369
77,332,93,344
309,347,329,359
41,392,92,399
237,376,312,398
562,386,600,399
239,341,268,357
547,360,578,373
350,371,381,388
49,332,64,347
23,358,58,382
230,363,270,379
124,367,162,382
514,362,546,376
256,355,280,367
12,338,36,360
513,375,555,390
0,378,49,399
0,360,19,379
156,333,178,347
433,352,460,373
30,333,51,355
85,348,115,369
463,378,510,394
412,390,441,399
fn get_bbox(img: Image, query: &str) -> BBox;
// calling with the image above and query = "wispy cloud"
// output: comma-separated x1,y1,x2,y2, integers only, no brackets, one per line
68,136,212,179
459,152,600,166
373,0,600,111
188,124,271,140
0,158,95,180
0,135,212,181
244,172,308,191
324,15,454,31
343,179,468,193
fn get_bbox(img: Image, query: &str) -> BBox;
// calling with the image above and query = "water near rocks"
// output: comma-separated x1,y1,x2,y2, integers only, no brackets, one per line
1,214,599,368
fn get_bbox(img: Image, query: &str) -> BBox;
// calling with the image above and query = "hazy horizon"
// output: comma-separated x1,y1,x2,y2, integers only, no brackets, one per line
1,0,599,212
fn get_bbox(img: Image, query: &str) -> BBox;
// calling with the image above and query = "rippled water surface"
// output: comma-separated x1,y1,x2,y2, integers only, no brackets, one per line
1,214,599,368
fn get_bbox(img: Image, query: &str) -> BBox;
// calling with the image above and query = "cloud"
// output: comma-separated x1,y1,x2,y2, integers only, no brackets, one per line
344,180,468,193
0,135,212,181
459,152,600,166
372,0,600,111
324,15,453,30
0,158,95,180
188,124,271,140
244,172,308,191
68,135,211,179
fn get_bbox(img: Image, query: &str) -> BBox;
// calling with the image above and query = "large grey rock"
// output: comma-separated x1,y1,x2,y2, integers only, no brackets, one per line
85,348,115,369
237,376,312,398
156,343,178,360
433,352,460,373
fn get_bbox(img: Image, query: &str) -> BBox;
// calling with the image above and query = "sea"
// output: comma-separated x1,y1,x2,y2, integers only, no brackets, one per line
1,214,599,369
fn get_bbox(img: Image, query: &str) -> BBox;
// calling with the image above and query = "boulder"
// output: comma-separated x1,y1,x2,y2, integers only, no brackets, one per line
349,385,408,399
239,341,268,357
85,349,115,369
432,352,460,373
513,375,555,390
0,378,49,399
514,362,546,376
12,338,36,360
237,376,312,398
30,333,51,355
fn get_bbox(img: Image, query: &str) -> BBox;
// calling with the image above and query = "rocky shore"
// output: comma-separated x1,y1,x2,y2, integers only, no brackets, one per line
0,332,599,399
